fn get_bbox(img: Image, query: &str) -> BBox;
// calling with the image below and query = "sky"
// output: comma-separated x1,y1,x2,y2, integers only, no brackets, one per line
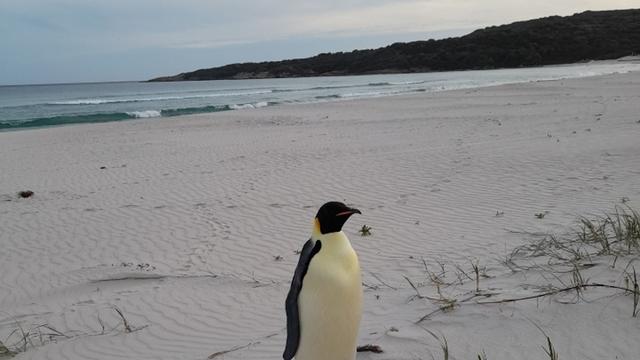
0,0,637,85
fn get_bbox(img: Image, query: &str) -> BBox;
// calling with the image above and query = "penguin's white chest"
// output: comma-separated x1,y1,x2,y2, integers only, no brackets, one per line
296,232,362,360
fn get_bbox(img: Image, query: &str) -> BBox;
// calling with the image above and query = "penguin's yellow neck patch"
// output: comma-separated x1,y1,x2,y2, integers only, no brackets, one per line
312,218,322,237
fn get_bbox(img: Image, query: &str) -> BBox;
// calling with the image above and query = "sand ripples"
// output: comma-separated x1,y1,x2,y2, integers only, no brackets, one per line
1,73,639,359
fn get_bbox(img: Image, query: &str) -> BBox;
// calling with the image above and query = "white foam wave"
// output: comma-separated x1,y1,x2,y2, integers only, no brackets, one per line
340,90,404,98
389,80,428,86
126,110,162,118
229,102,269,110
52,99,113,105
368,80,426,87
48,91,273,105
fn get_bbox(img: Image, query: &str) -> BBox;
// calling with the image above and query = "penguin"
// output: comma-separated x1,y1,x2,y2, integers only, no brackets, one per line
283,201,363,360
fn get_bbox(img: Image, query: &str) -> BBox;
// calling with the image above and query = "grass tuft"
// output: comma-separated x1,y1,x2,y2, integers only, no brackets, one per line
578,206,640,255
631,267,639,317
0,340,16,358
412,206,640,358
0,307,146,356
543,336,559,360
112,306,132,333
422,328,449,360
359,224,373,236
513,206,640,264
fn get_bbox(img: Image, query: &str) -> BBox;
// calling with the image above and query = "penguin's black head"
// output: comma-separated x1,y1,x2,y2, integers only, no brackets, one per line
315,201,361,234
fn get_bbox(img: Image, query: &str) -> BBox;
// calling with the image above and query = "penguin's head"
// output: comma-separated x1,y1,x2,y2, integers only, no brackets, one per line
315,201,361,234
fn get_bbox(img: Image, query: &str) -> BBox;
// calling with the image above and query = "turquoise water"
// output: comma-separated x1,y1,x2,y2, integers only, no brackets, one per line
1,62,639,130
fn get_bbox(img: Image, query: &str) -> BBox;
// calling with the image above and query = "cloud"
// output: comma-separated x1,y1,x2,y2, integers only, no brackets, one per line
4,0,636,51
1,0,637,83
106,0,640,50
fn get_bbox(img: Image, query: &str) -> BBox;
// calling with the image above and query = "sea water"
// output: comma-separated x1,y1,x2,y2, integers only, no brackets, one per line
1,61,639,130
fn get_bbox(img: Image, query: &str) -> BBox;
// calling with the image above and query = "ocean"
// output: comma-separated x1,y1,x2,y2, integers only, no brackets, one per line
1,61,639,131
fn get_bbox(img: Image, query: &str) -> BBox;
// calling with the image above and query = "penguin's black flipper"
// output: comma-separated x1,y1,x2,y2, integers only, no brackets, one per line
283,239,322,360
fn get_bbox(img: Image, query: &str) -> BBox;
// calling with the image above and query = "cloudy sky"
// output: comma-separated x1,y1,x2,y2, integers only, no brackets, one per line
0,0,637,84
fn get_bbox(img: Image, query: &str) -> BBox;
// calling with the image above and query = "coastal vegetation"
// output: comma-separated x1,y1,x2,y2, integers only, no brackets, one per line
408,205,640,359
150,9,640,81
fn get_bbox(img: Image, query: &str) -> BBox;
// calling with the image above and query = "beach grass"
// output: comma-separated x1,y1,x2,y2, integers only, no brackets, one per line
0,340,16,358
508,206,640,264
0,307,144,356
543,337,559,360
410,206,640,358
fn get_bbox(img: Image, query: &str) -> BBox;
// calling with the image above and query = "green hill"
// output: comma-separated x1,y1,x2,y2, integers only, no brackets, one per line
150,9,640,81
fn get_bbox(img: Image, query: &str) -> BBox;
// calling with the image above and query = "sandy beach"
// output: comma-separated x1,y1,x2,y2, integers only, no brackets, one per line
1,71,640,359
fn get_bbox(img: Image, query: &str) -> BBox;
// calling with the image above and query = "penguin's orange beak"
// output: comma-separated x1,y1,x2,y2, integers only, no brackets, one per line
336,208,361,217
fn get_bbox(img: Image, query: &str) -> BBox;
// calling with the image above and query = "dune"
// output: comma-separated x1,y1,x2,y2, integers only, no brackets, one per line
1,71,639,359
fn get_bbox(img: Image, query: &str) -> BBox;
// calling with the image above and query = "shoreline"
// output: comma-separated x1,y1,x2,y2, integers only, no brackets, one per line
2,60,640,133
1,70,639,359
15,68,639,132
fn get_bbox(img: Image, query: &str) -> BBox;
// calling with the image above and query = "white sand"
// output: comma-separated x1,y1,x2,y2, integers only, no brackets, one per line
1,72,639,359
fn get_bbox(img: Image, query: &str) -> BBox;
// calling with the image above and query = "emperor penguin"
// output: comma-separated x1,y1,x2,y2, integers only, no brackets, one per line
283,201,363,360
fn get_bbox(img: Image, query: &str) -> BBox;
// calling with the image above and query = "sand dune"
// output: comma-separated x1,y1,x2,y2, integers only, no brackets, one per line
1,71,639,359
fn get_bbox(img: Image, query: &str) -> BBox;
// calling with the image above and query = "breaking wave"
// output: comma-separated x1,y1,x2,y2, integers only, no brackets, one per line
126,110,162,118
0,102,278,130
47,90,273,105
